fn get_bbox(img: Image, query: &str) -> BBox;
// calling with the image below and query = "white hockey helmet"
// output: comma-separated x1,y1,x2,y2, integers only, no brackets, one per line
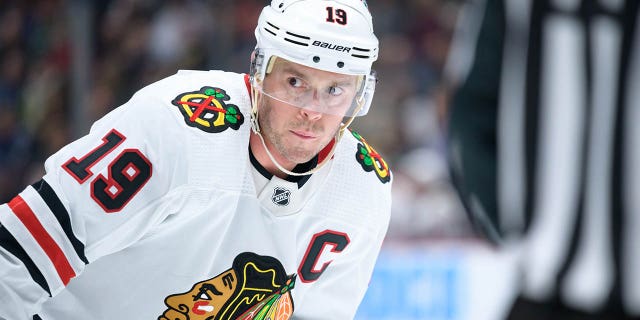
251,0,379,116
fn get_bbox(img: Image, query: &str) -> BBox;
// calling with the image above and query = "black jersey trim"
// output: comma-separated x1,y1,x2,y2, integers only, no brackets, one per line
31,179,88,264
249,146,273,180
0,223,51,296
248,146,317,188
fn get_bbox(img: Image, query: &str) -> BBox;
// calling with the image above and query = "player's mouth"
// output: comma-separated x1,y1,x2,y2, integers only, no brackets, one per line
290,130,317,140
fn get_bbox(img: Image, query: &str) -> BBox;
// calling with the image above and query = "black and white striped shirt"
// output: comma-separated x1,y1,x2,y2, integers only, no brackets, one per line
446,0,640,315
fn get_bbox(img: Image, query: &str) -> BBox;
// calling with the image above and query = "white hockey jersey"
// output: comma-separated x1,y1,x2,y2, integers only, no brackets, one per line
0,70,392,320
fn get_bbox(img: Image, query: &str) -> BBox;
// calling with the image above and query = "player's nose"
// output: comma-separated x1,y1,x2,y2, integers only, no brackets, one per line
300,107,322,121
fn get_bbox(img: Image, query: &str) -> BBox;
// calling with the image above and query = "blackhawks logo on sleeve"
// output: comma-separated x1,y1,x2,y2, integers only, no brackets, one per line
159,252,295,320
172,86,244,133
352,131,391,184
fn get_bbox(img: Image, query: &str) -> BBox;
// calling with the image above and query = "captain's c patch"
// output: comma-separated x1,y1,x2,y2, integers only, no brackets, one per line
172,86,244,133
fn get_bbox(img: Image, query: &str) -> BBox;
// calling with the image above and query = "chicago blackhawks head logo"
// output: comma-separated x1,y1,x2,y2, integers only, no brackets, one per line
352,131,391,184
159,252,295,320
172,86,244,133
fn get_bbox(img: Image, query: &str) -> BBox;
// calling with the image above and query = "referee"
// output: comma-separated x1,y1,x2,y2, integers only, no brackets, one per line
445,0,640,319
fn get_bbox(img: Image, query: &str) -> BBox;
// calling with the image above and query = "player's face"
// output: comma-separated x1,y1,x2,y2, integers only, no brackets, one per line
259,59,357,165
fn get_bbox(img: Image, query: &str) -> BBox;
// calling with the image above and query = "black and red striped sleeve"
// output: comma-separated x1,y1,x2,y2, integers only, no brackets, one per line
0,178,89,316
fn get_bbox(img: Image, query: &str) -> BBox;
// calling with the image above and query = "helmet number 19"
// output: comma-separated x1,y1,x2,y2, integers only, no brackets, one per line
325,7,347,25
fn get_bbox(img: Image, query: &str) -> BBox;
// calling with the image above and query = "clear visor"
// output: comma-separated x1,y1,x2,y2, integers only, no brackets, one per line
252,56,368,117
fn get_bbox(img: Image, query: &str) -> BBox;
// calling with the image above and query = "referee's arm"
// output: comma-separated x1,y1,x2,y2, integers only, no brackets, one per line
446,0,505,244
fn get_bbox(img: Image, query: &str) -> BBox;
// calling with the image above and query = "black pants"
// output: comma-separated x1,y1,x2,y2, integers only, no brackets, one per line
507,296,640,320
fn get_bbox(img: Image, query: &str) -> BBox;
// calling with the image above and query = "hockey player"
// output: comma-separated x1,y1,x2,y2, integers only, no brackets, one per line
0,0,392,319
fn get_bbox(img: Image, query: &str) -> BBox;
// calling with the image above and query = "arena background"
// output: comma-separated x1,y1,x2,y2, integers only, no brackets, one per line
0,1,518,319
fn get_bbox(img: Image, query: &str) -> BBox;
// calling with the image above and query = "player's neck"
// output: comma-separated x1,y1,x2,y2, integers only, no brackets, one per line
249,130,296,179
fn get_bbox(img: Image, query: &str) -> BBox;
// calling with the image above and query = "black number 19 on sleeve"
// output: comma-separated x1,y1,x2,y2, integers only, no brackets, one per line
91,149,152,212
62,129,152,213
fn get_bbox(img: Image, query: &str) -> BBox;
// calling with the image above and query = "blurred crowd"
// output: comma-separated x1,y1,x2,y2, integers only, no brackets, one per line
0,0,472,239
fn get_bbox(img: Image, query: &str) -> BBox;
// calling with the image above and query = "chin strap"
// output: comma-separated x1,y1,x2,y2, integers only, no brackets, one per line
250,83,362,177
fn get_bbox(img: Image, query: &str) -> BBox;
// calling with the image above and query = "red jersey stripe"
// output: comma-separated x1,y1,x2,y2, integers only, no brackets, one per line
8,195,76,286
318,138,336,163
244,74,252,97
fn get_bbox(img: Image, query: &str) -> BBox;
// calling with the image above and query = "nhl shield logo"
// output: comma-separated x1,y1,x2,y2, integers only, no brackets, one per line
272,187,291,206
